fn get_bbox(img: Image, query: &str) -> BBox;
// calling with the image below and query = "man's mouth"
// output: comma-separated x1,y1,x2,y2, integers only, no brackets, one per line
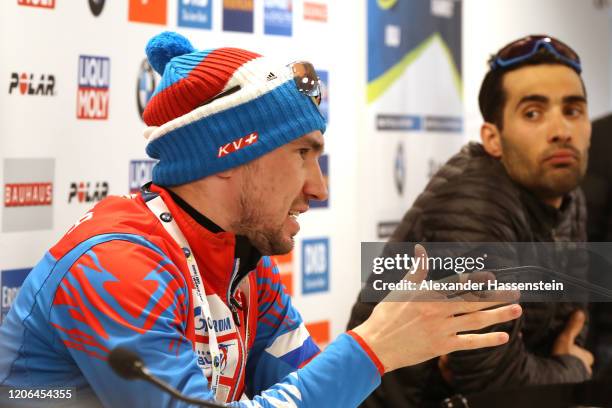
543,148,579,166
286,207,309,233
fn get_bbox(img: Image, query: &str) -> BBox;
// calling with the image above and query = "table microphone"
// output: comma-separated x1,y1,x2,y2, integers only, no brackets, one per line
108,347,226,407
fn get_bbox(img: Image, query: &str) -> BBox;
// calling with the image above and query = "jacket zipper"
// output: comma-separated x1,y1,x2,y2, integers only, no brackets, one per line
228,259,248,401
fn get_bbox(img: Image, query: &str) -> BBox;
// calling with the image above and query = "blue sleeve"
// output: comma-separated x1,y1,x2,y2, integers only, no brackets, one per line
50,243,381,408
232,334,381,408
237,257,382,408
48,237,216,408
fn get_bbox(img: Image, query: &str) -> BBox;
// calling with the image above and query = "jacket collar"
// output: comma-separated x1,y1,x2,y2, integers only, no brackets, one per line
147,184,261,300
518,186,574,232
470,143,576,232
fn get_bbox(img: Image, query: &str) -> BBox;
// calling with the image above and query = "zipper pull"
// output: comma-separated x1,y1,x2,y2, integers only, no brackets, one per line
230,296,243,327
230,303,241,327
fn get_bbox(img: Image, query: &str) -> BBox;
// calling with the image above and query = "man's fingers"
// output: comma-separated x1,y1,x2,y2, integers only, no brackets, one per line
412,244,429,283
450,304,522,333
398,244,429,284
449,299,519,315
451,332,510,352
563,310,586,341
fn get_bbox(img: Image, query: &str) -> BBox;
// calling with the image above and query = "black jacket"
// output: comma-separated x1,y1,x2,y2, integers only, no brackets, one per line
348,142,590,407
582,113,612,377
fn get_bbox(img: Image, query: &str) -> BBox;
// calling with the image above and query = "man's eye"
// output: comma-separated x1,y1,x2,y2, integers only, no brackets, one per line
564,106,583,117
524,110,540,120
298,148,309,158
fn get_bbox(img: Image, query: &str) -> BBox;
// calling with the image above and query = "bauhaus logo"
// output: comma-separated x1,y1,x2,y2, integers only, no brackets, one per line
77,55,110,120
17,0,55,9
8,73,55,96
3,158,55,232
4,183,52,207
68,181,109,204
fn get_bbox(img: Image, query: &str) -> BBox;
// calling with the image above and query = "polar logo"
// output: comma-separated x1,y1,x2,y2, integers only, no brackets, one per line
8,73,55,96
68,181,109,203
77,55,110,120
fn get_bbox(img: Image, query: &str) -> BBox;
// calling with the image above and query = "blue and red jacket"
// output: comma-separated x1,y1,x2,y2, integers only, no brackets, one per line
0,185,383,407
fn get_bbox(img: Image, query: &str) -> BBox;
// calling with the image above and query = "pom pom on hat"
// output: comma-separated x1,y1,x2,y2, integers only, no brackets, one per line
145,31,195,75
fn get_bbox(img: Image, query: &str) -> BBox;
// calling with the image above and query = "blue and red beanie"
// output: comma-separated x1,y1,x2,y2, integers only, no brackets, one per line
142,31,326,186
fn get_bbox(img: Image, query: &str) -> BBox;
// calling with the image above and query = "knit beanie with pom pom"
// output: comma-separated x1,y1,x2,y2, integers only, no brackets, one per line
142,31,326,186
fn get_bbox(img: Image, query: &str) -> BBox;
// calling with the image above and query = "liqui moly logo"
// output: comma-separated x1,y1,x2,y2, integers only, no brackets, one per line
218,132,258,158
4,183,53,207
77,55,110,120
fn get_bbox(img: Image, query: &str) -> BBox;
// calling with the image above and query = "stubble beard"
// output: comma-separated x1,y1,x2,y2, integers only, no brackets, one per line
231,185,294,256
501,137,587,200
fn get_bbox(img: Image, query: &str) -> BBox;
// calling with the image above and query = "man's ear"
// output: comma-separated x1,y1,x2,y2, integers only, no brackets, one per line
481,122,502,158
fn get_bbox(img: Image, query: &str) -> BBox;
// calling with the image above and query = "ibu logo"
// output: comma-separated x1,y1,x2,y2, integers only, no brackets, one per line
301,238,329,294
77,55,110,120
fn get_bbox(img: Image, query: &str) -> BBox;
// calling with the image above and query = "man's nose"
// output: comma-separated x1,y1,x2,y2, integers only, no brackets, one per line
548,112,572,144
304,160,329,202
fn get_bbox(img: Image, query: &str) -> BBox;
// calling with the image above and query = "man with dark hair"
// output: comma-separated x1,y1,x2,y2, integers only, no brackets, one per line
0,32,521,407
348,35,593,406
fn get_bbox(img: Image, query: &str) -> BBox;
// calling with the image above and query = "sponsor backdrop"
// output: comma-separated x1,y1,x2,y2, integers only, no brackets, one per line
0,0,339,347
1,0,610,353
364,0,464,240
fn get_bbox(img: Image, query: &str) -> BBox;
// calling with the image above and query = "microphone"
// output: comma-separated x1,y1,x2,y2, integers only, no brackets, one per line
108,347,226,407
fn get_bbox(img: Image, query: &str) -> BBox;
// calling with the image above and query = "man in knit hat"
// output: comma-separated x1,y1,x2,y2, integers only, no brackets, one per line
0,32,520,407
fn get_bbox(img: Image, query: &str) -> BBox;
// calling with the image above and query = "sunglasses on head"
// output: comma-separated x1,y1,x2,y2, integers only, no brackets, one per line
489,35,581,73
198,61,322,109
289,60,322,107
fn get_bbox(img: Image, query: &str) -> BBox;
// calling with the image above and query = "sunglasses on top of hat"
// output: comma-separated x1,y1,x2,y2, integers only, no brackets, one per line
489,35,581,73
198,60,322,108
288,61,322,107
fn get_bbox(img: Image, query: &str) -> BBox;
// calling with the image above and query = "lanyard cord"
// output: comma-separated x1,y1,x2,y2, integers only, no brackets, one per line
145,195,223,402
